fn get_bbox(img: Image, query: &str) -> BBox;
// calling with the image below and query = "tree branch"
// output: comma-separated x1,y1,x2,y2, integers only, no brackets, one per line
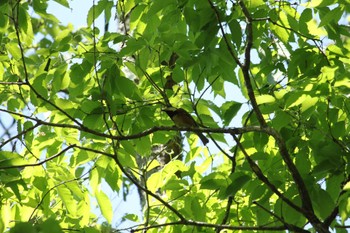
0,122,41,149
0,108,269,141
74,145,188,223
128,220,288,232
265,127,329,232
232,134,304,214
253,201,310,233
0,145,75,169
11,4,84,128
238,0,267,127
28,165,91,222
207,0,242,67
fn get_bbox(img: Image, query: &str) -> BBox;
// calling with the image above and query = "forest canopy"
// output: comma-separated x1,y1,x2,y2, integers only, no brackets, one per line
1,0,350,232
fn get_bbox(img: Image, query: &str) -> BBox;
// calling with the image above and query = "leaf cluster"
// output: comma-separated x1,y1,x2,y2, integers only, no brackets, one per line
0,0,350,232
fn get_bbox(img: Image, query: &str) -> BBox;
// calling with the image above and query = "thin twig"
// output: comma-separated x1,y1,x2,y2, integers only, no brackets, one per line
207,0,242,67
28,164,92,221
0,145,74,169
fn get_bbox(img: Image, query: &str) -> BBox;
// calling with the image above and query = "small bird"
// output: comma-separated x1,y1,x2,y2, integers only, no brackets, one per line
163,107,209,145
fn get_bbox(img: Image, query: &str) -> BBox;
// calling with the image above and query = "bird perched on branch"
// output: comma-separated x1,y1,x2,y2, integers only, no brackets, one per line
163,107,209,145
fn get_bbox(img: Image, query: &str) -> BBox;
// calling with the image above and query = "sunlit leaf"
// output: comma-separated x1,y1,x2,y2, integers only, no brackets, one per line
256,94,275,105
54,0,70,8
95,188,113,223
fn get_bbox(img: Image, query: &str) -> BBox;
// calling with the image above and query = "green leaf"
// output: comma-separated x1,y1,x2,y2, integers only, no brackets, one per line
299,8,313,35
87,0,110,27
225,173,251,197
83,114,104,130
228,19,242,48
246,0,265,8
301,96,318,112
271,111,292,131
200,172,228,190
0,151,27,167
10,222,36,233
0,11,9,32
123,213,139,222
18,5,29,33
0,202,10,232
256,94,275,104
332,121,346,138
303,0,337,8
281,195,302,225
339,193,350,223
147,0,174,16
270,11,292,44
344,182,350,191
116,75,141,100
5,42,21,60
221,101,242,126
119,37,147,56
312,189,334,219
319,7,343,27
56,185,76,215
238,68,248,99
33,0,48,14
54,0,70,8
32,73,49,98
6,181,22,201
190,198,206,221
39,218,63,233
95,188,113,223
104,163,121,192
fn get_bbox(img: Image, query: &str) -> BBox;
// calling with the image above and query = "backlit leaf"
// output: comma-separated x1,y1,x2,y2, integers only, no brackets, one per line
95,188,113,223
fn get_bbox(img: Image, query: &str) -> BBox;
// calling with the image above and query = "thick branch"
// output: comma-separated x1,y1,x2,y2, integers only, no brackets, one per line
0,108,268,141
238,0,267,127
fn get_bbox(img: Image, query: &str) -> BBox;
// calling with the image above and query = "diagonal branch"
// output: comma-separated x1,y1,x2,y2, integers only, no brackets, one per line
207,0,242,67
0,122,40,150
265,127,329,232
231,134,304,214
28,165,91,222
253,201,310,233
74,145,188,222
